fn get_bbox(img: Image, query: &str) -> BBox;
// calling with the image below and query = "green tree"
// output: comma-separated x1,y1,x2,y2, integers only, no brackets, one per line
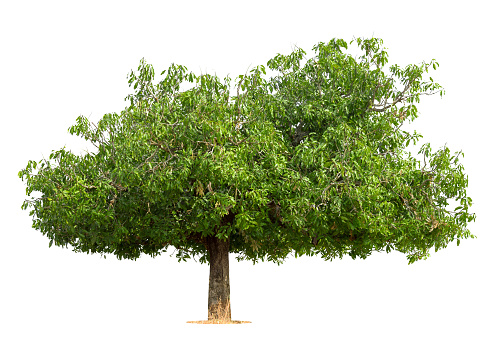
19,38,475,322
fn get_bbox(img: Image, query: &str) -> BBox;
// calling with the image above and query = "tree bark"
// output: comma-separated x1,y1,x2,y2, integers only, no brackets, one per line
206,235,231,320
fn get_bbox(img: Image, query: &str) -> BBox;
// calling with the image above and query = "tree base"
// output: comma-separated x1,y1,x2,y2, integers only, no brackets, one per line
186,320,251,324
186,302,251,324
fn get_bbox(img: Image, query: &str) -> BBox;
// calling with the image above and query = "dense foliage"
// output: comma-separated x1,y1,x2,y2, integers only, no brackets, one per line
19,38,475,265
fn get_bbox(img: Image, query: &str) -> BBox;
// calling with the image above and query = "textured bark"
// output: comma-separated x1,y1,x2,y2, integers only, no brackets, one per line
207,236,231,320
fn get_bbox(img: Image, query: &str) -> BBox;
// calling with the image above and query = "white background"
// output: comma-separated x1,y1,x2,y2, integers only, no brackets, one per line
1,1,500,343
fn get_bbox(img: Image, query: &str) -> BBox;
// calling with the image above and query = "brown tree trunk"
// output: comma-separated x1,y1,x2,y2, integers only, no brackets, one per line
206,235,231,321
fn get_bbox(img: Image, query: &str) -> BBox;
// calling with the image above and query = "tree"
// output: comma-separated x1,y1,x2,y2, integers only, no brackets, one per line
18,37,476,322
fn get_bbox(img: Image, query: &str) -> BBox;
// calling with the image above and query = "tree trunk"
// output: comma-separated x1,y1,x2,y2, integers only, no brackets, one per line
207,236,231,321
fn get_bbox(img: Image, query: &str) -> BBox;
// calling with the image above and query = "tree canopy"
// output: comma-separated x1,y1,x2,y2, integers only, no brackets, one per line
19,37,475,266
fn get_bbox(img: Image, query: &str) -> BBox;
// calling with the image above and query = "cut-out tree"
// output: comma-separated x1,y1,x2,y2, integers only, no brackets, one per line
19,38,475,322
